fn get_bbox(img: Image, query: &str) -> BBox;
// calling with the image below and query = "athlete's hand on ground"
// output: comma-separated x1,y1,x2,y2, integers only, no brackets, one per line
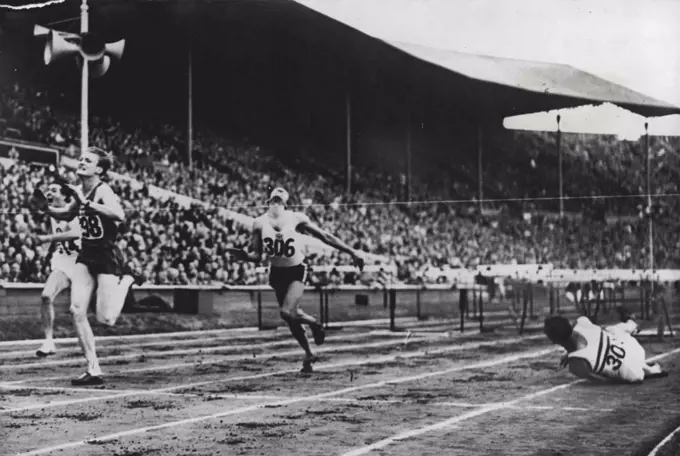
226,248,249,262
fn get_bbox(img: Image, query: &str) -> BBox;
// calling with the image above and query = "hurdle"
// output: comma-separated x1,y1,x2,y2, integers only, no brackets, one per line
478,267,677,337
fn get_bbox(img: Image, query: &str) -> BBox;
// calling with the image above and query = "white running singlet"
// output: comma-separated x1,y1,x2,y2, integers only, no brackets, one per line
258,210,308,268
49,217,81,277
567,316,645,383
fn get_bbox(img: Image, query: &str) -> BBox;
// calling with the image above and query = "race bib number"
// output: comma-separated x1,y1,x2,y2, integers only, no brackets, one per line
55,227,79,255
263,236,296,257
602,342,626,372
79,214,104,240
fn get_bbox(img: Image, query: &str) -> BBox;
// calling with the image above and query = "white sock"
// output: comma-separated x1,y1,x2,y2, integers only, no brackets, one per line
72,314,102,376
644,363,662,375
39,340,56,352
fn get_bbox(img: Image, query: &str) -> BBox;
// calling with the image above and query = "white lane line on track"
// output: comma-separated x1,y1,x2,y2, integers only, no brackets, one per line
0,335,435,378
0,334,440,385
0,330,442,370
1,332,543,386
0,384,209,399
0,332,287,359
0,386,618,414
187,394,615,413
339,347,680,456
0,326,258,348
14,346,560,456
0,316,458,349
0,326,443,359
647,424,680,456
0,335,547,414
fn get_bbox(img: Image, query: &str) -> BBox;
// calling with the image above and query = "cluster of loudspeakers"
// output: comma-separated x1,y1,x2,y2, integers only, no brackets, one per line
34,25,125,77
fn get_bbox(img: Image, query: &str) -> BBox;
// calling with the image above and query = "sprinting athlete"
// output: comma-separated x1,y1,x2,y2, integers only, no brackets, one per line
544,307,668,383
46,147,142,385
33,183,82,358
228,187,364,373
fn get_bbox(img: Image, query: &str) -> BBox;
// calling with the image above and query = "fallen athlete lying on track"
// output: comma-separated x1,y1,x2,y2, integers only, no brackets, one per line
544,307,668,384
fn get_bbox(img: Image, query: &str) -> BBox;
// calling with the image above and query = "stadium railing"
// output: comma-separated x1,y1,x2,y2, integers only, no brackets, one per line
0,276,503,334
1,265,677,336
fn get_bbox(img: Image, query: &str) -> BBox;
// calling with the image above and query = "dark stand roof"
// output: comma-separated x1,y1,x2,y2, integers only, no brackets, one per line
4,0,678,120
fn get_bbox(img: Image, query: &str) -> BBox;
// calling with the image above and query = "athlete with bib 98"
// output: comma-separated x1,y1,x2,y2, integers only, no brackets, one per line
228,187,365,373
544,308,668,383
42,147,142,385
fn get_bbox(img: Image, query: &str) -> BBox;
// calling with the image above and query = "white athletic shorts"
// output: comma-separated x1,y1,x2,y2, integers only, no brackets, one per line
50,254,78,282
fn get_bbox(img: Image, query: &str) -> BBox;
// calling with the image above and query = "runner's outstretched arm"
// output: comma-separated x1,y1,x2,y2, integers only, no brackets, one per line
35,231,79,243
298,217,364,270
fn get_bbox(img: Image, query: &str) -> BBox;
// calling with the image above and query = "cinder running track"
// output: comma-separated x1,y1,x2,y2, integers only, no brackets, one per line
1,319,679,456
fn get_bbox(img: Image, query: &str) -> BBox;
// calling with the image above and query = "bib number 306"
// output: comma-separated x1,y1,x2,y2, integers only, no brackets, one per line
264,237,295,257
55,227,79,255
603,344,626,371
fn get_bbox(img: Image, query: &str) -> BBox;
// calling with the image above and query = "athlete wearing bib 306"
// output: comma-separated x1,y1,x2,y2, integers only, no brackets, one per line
259,209,309,303
544,309,667,384
229,187,364,373
49,217,81,281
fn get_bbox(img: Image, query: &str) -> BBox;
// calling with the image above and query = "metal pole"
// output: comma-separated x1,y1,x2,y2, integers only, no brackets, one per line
406,109,412,203
646,122,653,271
345,89,352,195
188,45,193,170
557,114,563,217
477,123,483,213
80,0,89,154
645,122,656,324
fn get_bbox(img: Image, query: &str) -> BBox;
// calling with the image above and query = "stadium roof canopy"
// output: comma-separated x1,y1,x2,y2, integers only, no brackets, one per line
7,0,680,120
382,41,680,119
291,0,680,119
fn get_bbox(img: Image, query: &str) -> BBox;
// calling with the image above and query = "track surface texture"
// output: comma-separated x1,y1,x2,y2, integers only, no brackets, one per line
1,319,679,456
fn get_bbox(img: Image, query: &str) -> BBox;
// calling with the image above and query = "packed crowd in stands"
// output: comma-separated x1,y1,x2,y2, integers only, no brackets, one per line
2,82,680,286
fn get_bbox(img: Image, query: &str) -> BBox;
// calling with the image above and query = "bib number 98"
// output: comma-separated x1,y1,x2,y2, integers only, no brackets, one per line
79,215,104,240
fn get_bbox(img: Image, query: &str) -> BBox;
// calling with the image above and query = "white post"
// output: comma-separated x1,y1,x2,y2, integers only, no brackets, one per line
80,0,89,154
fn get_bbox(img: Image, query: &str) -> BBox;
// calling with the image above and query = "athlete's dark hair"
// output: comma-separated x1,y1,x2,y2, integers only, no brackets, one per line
47,177,72,203
544,315,573,344
87,147,114,175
